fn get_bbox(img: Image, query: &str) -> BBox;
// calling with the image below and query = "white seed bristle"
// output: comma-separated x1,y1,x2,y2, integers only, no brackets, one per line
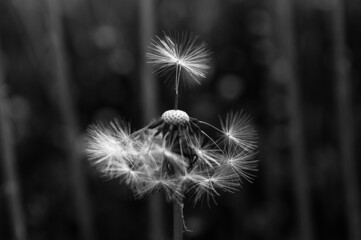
161,110,189,125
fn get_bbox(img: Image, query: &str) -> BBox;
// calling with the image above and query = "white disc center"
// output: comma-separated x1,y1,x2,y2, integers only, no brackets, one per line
161,110,189,125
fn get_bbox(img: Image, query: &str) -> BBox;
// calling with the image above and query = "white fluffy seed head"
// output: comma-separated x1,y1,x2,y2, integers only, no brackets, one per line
161,110,189,125
147,33,211,87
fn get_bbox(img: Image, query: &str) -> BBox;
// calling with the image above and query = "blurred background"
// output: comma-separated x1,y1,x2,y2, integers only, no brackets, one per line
0,0,360,239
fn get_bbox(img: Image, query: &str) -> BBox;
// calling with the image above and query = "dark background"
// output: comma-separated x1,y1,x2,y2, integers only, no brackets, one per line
0,0,360,240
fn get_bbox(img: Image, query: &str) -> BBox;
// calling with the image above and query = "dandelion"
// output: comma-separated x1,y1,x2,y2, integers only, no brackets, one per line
85,32,258,240
86,109,257,201
147,33,211,109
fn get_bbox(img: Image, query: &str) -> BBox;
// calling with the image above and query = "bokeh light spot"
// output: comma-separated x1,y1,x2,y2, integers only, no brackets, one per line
217,74,244,101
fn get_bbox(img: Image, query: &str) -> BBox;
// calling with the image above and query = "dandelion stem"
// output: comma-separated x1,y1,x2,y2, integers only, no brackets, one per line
173,201,184,240
174,92,179,110
174,64,181,110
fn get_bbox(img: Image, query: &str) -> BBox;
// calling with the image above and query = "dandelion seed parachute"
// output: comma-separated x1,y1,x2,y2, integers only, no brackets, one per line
85,109,258,204
219,111,258,151
85,120,133,175
215,145,259,183
146,33,211,88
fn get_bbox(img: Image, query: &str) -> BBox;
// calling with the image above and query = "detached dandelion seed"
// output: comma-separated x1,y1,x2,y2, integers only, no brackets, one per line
147,34,210,85
147,33,211,110
85,32,259,239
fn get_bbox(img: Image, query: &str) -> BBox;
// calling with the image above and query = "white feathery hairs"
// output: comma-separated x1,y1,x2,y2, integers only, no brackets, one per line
85,33,258,205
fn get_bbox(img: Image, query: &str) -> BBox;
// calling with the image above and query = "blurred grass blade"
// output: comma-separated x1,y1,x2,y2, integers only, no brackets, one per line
0,40,27,240
271,0,315,239
139,0,159,122
330,1,361,240
138,0,166,239
45,0,94,239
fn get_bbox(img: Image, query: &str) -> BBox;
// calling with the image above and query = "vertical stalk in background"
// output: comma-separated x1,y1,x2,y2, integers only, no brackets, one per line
138,1,165,240
139,0,158,122
261,2,284,240
45,0,94,239
330,1,361,240
272,0,314,240
0,39,27,240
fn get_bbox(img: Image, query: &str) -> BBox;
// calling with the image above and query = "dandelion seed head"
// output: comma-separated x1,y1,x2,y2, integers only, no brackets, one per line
86,33,258,204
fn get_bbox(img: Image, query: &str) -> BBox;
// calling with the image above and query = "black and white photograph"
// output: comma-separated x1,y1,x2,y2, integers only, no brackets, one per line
0,0,360,240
